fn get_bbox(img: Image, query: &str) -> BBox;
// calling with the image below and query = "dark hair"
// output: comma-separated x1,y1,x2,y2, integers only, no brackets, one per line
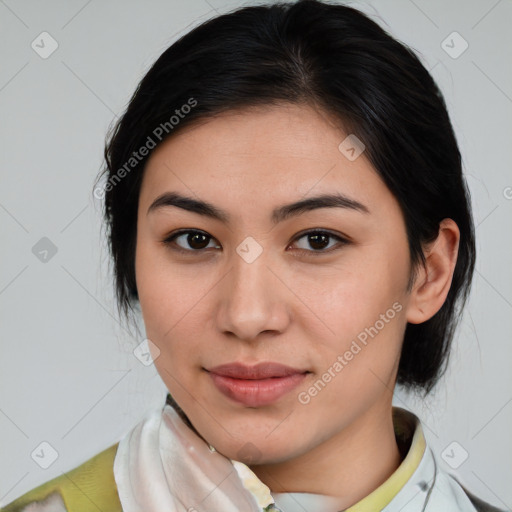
94,0,476,398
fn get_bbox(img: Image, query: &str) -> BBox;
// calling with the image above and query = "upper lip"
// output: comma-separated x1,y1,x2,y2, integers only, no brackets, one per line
207,362,308,379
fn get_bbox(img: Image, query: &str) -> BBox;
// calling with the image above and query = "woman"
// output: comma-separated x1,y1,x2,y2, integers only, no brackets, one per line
0,0,506,511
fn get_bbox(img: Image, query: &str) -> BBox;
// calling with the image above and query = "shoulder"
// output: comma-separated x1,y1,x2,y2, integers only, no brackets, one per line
432,469,509,512
458,481,509,512
0,442,123,512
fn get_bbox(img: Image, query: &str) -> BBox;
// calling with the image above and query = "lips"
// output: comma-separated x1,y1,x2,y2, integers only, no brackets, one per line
206,362,309,407
208,362,307,379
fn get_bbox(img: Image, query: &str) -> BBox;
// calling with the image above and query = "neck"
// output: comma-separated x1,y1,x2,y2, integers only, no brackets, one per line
248,399,402,509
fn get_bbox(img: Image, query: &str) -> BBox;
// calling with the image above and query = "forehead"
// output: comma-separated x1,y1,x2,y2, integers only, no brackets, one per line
138,104,396,221
148,103,349,166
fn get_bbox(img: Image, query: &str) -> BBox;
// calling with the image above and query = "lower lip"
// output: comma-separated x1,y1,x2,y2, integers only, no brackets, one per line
208,371,308,407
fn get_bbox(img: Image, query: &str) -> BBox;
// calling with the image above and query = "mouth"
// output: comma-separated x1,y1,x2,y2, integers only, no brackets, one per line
205,362,310,407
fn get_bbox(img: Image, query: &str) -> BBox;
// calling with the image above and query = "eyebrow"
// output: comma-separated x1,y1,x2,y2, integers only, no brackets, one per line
147,191,370,224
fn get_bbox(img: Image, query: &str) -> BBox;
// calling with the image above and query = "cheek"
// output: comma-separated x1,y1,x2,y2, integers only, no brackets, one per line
294,244,409,392
294,245,409,337
135,240,212,382
298,277,406,419
136,236,192,330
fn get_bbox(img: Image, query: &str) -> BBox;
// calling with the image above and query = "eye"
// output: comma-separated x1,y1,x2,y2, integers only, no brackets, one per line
161,229,350,256
162,229,219,253
289,229,350,256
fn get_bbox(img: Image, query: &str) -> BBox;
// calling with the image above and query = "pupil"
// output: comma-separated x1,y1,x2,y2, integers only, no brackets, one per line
309,233,328,250
189,233,208,249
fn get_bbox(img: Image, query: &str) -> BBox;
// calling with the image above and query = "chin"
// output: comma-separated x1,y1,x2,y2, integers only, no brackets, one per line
210,432,303,466
185,403,315,463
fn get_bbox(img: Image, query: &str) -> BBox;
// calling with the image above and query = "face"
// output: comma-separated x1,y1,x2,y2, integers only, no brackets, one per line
135,103,413,465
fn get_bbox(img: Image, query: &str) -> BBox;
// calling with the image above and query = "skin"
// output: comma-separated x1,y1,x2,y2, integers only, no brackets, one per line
135,103,460,506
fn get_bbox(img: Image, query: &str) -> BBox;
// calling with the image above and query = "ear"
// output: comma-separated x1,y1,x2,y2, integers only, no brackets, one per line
406,218,460,324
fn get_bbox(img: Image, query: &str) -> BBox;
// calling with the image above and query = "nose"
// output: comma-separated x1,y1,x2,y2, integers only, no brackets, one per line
215,248,290,342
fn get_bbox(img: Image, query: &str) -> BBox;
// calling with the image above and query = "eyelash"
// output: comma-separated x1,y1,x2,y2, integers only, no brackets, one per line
161,229,350,257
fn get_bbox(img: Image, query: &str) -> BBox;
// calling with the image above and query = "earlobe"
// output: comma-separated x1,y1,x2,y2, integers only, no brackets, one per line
406,219,460,325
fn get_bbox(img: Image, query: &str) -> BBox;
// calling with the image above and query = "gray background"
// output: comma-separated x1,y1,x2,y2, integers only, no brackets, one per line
1,0,511,508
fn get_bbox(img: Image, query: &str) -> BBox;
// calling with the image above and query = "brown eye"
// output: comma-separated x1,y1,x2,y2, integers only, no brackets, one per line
290,230,350,256
162,228,350,257
162,230,219,253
